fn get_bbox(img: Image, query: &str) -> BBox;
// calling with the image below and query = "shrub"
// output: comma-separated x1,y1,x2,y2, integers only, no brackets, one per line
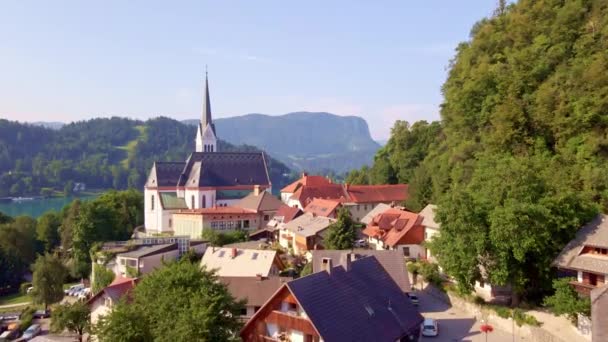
19,282,32,295
19,306,35,332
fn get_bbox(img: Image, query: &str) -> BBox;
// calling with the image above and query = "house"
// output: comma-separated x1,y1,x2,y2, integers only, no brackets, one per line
279,173,408,222
220,276,292,319
172,207,260,238
554,214,608,296
591,284,608,342
88,277,139,324
114,243,179,277
265,205,303,238
362,208,424,258
200,247,284,277
236,186,284,225
361,203,392,225
303,198,341,218
280,213,335,255
311,250,411,292
144,73,272,234
419,204,440,261
240,256,423,342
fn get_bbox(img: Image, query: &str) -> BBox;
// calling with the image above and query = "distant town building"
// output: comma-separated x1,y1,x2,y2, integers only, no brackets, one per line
362,208,424,258
280,213,334,256
88,277,139,325
200,247,284,278
220,276,292,319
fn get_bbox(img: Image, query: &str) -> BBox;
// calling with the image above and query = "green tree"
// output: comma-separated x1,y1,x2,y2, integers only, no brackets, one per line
51,301,91,342
300,263,312,277
37,211,61,253
0,211,13,224
92,264,115,294
64,180,74,196
95,261,244,342
325,207,357,250
544,278,590,323
0,246,25,290
31,254,68,309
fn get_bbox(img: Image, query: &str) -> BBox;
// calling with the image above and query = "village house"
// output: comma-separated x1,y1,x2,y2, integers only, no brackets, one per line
279,213,334,256
113,243,179,277
591,284,608,342
220,276,292,319
419,204,440,261
171,206,260,239
264,205,303,240
362,208,424,258
144,73,272,234
88,277,139,325
303,198,341,218
200,247,284,277
361,203,392,225
240,256,423,342
311,250,411,292
554,214,608,296
279,173,408,222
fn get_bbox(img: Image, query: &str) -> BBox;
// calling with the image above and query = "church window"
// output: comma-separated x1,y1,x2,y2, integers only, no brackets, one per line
151,195,154,211
202,195,206,208
191,195,195,209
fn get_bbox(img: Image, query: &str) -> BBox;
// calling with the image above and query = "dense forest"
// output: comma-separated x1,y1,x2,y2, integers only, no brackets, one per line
0,117,293,197
348,0,608,303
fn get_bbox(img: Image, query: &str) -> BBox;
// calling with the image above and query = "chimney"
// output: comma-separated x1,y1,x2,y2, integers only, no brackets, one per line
340,253,356,272
256,274,266,281
321,257,333,274
254,185,260,196
231,248,238,258
302,172,308,178
345,183,350,191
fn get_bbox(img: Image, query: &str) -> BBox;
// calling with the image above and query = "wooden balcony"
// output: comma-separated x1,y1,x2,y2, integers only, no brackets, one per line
569,280,598,297
265,310,317,336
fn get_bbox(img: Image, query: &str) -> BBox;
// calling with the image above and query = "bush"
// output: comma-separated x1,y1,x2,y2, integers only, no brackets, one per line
19,306,35,332
544,278,590,323
513,308,541,327
19,282,32,295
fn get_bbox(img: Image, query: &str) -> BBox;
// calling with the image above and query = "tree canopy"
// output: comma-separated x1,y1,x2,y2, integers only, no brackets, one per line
94,261,244,342
31,253,68,309
51,301,91,342
325,207,357,250
350,0,608,303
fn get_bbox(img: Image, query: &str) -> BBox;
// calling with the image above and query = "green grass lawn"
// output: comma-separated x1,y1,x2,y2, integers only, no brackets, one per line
0,292,30,306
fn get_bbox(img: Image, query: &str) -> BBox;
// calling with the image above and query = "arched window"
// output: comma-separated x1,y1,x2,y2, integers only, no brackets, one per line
151,195,154,211
202,195,206,208
210,145,214,152
191,195,195,209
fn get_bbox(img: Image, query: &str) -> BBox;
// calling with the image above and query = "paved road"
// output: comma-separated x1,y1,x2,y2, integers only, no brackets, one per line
416,289,524,342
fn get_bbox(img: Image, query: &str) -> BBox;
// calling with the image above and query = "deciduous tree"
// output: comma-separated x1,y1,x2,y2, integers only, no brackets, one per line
325,207,357,250
31,253,67,309
51,301,91,342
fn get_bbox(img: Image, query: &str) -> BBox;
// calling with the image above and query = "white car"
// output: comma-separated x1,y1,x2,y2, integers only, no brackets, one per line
77,288,91,300
67,284,84,296
353,239,368,248
421,318,439,337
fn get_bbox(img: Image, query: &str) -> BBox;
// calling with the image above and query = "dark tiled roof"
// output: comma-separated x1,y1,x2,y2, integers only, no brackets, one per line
148,162,186,187
117,243,177,259
311,250,411,292
220,276,292,307
287,257,423,341
179,152,270,187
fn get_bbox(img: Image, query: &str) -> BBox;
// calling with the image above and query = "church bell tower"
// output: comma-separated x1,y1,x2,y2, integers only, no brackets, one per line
195,70,218,152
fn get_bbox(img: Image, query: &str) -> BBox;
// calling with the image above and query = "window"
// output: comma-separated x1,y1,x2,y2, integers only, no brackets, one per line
151,195,154,211
589,273,598,286
264,215,269,221
364,205,368,211
288,302,297,311
244,220,250,228
202,195,206,208
240,308,247,316
191,195,195,209
120,259,125,265
127,259,137,267
169,219,172,228
402,247,410,256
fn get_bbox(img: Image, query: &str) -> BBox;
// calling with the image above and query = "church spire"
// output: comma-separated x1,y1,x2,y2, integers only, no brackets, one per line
201,67,215,134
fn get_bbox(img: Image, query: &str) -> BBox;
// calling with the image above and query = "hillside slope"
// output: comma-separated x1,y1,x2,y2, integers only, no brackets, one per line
185,112,380,173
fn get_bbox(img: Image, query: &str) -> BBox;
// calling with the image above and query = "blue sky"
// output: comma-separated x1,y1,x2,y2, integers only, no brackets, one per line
0,1,497,140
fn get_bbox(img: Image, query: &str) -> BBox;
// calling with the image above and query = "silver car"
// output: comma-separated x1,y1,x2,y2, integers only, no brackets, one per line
421,318,439,337
22,323,41,340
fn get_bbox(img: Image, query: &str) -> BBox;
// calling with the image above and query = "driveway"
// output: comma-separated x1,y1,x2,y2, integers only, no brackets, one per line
416,288,524,342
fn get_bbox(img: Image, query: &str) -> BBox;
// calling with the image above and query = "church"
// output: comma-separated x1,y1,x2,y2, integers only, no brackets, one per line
144,73,272,234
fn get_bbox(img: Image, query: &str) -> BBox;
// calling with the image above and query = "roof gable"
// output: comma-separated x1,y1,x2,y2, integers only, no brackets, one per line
362,208,424,248
284,213,335,237
200,247,280,277
554,214,608,274
345,184,408,203
303,198,341,217
420,204,439,229
236,191,283,212
146,162,186,188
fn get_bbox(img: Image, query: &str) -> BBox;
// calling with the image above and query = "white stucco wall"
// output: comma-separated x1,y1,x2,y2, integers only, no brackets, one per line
90,297,111,325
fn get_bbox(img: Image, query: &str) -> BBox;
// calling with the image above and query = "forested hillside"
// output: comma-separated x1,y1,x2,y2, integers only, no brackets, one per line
348,0,608,303
0,117,293,196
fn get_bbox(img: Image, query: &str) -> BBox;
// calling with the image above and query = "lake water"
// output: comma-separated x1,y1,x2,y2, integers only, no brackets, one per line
0,195,99,218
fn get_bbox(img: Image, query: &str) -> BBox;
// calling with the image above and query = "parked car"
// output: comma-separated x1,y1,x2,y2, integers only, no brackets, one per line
21,323,41,340
68,284,84,296
0,328,20,341
353,239,368,248
421,318,439,337
32,310,50,319
26,286,34,294
77,288,91,301
407,292,419,306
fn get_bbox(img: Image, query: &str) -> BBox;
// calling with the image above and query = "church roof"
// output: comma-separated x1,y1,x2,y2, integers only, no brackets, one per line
178,152,271,188
201,72,216,135
146,162,186,187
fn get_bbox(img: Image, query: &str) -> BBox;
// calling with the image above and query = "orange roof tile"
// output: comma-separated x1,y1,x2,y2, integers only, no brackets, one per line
281,173,334,193
303,198,342,217
363,208,424,248
345,184,408,203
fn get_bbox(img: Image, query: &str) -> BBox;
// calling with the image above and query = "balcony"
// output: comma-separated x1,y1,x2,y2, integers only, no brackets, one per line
569,280,598,296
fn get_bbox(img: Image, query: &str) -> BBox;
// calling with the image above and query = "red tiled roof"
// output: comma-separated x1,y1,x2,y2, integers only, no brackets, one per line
275,204,303,223
174,206,258,215
345,184,408,203
281,174,334,193
304,198,342,218
362,208,423,248
87,276,139,306
292,185,347,207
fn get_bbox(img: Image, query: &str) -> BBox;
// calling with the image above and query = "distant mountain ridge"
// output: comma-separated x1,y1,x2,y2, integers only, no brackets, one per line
184,112,380,173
